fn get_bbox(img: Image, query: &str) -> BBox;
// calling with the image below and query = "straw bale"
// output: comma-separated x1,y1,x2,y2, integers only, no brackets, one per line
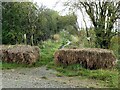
0,45,40,65
54,48,116,69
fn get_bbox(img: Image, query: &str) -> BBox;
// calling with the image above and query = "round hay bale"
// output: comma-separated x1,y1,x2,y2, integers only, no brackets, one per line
52,34,60,41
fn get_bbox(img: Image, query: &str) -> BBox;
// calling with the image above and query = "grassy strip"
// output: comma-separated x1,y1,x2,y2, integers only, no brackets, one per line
47,62,118,88
1,62,34,69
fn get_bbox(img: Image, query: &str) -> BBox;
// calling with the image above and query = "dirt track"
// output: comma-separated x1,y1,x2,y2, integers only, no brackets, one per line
2,66,107,88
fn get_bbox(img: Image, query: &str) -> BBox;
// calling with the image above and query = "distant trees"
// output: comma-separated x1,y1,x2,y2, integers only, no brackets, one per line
57,13,79,35
65,0,120,49
2,2,78,45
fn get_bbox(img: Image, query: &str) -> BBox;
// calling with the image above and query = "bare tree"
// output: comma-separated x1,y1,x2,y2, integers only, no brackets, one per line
65,0,120,49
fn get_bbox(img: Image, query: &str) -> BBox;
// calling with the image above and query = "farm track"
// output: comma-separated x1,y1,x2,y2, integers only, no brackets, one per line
2,66,108,88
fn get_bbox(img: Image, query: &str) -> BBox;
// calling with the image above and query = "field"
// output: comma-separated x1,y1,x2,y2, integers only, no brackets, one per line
1,31,119,88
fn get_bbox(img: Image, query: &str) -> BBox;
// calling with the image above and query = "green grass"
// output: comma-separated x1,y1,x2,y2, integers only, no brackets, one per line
1,62,30,69
56,73,63,77
37,39,61,66
1,62,18,69
47,63,119,88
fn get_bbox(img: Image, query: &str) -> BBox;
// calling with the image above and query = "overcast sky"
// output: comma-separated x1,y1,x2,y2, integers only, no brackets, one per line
32,0,92,28
33,0,68,15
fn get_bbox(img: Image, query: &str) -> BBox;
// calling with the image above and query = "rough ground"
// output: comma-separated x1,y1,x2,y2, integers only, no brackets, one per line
2,66,108,88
